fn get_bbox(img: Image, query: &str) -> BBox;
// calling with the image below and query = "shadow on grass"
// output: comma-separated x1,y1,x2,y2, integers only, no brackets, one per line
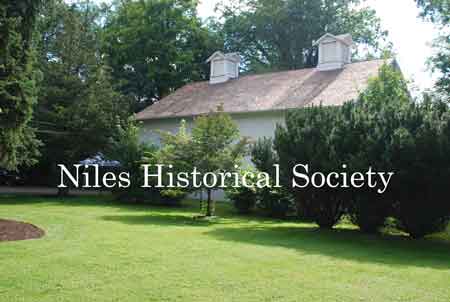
101,214,217,227
206,224,450,270
0,195,201,213
4,194,449,269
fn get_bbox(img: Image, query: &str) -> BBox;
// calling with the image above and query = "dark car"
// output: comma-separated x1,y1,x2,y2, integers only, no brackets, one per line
0,169,23,186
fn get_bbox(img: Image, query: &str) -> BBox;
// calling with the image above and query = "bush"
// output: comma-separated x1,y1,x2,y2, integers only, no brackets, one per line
333,65,411,233
274,64,450,236
107,120,163,204
160,189,188,207
251,138,295,219
347,192,391,233
274,106,346,228
257,187,295,219
389,98,450,238
226,186,257,214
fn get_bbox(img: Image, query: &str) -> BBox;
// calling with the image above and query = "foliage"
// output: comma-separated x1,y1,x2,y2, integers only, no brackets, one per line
216,0,390,72
275,63,450,237
227,185,258,215
103,0,222,111
190,106,249,216
275,106,346,228
251,137,278,175
428,33,450,97
158,106,249,216
389,97,450,238
416,0,450,24
343,64,450,237
415,0,450,96
106,119,157,203
250,137,294,218
339,63,411,233
31,0,131,187
160,189,188,206
256,188,295,219
157,119,196,186
0,0,43,170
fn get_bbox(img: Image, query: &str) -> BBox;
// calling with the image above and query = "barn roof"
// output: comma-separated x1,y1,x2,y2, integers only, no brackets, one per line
135,59,390,121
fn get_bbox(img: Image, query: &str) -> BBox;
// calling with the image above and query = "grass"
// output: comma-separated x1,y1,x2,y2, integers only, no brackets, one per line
1,195,449,302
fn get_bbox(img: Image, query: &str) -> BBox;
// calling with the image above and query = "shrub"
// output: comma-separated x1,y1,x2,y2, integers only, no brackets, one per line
107,120,165,204
160,189,188,207
274,106,346,228
257,187,296,219
334,64,411,233
347,192,391,233
251,137,278,175
251,137,295,219
226,186,258,214
389,98,450,238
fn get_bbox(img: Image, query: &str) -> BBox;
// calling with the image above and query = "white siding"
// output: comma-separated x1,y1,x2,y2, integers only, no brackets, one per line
139,111,285,146
139,111,286,201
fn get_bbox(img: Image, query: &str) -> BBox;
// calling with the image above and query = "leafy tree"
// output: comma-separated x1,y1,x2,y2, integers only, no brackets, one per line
415,0,450,96
103,0,222,111
157,120,196,180
0,0,43,170
158,107,248,217
30,0,130,190
416,0,450,24
216,0,390,72
191,106,249,217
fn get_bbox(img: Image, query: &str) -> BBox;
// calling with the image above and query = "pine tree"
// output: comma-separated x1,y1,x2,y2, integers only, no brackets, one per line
0,0,42,170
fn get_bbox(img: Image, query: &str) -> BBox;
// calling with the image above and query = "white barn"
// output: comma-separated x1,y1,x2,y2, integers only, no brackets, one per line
136,33,393,144
135,33,396,199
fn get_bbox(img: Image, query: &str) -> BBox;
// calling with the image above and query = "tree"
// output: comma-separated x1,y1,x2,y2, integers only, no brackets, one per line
415,0,450,96
191,107,248,216
0,0,43,170
106,118,163,203
158,106,248,217
103,0,222,112
30,0,130,190
416,0,450,24
216,0,390,72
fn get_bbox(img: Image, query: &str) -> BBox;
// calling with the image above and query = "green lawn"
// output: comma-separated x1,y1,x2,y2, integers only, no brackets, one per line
1,196,449,302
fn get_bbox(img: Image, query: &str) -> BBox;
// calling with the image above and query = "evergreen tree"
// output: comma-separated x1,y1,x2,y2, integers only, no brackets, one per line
30,0,130,189
0,0,43,170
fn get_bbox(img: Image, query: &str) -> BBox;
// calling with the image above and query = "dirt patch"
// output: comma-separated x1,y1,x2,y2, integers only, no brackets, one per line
0,219,45,242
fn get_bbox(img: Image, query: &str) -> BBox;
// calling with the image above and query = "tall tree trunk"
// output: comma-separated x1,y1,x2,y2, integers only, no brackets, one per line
199,190,204,214
206,189,213,217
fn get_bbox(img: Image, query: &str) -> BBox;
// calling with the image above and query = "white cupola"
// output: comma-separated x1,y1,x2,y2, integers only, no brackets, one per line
313,33,353,71
206,51,240,84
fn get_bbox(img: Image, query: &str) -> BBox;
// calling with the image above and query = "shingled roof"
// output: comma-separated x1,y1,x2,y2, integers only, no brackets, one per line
135,59,389,121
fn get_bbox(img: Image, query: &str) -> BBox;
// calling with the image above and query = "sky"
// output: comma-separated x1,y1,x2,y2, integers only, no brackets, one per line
88,0,440,92
198,0,440,92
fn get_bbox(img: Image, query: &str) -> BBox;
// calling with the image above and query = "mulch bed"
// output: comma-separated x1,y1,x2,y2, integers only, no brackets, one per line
0,219,45,242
